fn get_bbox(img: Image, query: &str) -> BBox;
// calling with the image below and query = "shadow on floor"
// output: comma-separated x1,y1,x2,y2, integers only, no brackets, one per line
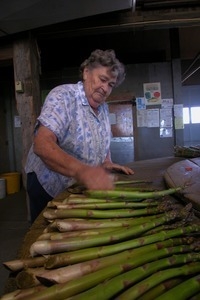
0,188,30,296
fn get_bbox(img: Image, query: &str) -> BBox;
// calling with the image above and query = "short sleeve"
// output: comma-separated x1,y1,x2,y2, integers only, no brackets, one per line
38,85,71,142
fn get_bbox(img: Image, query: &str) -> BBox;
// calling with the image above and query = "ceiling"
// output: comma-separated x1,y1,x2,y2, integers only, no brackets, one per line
0,0,132,37
1,0,200,38
1,0,200,83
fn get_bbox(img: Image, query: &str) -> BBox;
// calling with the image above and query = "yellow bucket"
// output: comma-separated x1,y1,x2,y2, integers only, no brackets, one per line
0,172,21,194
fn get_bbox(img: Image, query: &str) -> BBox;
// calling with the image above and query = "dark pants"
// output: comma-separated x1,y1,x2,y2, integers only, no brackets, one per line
27,172,53,224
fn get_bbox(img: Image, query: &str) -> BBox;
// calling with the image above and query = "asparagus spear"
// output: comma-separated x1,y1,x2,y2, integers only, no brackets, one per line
66,195,156,203
48,198,120,207
22,254,200,300
69,254,200,300
38,227,119,241
190,292,200,300
142,224,168,236
52,214,161,232
3,236,191,273
114,186,156,192
85,187,182,200
48,201,159,210
36,243,196,286
116,262,200,300
138,278,183,300
0,285,47,300
16,267,45,289
45,234,196,269
3,256,47,272
30,210,191,256
47,198,104,207
115,180,151,185
43,205,170,220
155,274,200,300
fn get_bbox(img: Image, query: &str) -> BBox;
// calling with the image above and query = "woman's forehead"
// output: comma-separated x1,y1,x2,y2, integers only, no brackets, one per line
91,66,118,78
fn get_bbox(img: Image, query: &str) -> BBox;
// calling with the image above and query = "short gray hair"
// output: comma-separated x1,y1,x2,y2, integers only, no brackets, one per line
79,49,125,87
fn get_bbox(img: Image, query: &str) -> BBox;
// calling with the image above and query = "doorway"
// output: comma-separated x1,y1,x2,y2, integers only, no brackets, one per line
108,102,134,165
0,66,19,173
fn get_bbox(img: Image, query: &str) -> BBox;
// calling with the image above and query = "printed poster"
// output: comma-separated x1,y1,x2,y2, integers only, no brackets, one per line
160,127,173,138
136,97,146,110
161,98,173,108
160,108,173,128
174,104,184,129
143,82,162,105
137,110,147,127
147,108,160,127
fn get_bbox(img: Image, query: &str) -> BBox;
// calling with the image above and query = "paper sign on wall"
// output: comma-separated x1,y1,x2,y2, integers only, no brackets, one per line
174,104,184,129
14,116,21,128
147,108,160,127
143,82,162,105
137,110,147,127
136,97,146,110
160,108,173,128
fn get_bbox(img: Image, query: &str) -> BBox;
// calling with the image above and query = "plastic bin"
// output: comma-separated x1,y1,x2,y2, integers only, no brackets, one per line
0,172,21,194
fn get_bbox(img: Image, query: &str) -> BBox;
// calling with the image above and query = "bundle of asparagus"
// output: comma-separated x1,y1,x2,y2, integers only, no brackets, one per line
2,182,200,300
174,145,200,158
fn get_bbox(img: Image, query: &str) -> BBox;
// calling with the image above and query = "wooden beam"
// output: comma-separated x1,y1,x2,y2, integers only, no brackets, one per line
13,35,41,185
0,44,13,61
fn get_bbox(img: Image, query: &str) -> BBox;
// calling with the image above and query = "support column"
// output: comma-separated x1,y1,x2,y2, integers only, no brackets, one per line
170,28,184,146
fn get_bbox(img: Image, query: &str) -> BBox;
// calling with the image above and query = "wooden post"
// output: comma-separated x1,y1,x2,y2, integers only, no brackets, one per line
13,34,41,186
13,35,41,222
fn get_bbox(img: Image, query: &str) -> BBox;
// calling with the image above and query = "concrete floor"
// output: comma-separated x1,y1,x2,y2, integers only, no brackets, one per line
0,188,29,296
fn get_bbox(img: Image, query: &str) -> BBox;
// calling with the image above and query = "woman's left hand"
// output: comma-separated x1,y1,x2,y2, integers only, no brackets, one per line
102,161,134,175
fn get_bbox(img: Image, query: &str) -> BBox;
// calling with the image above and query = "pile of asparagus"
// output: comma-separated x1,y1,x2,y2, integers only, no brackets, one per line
2,181,200,300
174,145,200,158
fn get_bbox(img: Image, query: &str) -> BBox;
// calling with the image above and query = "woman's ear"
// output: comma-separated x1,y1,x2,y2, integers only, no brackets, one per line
83,68,89,81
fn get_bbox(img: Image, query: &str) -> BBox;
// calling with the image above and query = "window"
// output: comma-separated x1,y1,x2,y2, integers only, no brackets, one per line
191,107,200,124
183,107,190,124
183,106,200,124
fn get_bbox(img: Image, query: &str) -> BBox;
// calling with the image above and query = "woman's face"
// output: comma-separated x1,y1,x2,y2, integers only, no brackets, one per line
83,66,118,110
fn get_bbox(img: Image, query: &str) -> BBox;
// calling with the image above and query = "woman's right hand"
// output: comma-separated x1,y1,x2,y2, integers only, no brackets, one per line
76,165,115,190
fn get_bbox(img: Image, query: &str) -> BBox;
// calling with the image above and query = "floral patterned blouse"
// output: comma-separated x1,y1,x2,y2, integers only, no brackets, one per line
25,81,111,197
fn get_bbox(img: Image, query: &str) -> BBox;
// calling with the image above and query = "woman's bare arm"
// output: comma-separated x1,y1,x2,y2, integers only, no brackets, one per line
33,125,114,190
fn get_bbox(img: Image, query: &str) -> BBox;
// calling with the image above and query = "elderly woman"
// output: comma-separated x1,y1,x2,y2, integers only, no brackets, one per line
25,49,134,223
